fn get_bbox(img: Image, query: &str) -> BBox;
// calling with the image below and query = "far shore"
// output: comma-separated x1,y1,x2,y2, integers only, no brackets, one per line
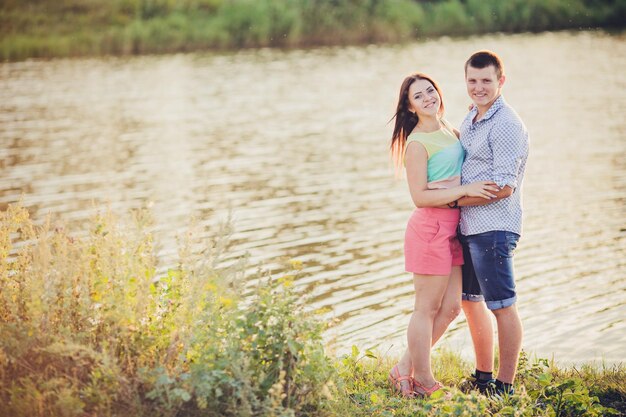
2,0,625,62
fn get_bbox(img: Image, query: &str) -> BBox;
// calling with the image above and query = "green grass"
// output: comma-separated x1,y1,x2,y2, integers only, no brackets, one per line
333,346,625,416
0,203,624,416
1,0,625,61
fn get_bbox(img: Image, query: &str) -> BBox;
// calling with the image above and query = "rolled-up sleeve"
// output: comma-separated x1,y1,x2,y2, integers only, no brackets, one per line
489,120,529,189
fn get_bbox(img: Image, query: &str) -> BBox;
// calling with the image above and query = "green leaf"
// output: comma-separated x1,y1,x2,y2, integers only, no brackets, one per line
538,372,552,386
172,388,191,402
365,349,377,359
145,389,159,400
430,388,445,400
156,373,173,386
498,406,516,416
287,339,300,355
351,345,359,358
558,379,576,390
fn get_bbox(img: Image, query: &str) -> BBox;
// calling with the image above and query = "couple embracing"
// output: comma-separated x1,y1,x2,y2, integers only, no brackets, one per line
389,50,529,398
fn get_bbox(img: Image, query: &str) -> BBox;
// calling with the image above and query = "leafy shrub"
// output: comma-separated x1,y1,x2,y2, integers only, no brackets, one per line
0,204,334,417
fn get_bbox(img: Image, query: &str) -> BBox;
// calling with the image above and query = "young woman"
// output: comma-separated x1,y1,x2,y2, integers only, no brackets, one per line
388,73,498,397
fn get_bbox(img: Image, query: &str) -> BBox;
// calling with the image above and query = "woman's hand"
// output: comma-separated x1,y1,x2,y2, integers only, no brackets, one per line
462,181,500,199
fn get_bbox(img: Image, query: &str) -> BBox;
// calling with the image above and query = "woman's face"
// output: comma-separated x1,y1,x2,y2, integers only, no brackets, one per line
407,79,440,118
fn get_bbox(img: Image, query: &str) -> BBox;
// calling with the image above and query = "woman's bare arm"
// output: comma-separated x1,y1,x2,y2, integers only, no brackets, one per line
405,142,497,207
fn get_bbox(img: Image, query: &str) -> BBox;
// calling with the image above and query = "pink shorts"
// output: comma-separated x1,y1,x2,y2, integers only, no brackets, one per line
404,207,463,276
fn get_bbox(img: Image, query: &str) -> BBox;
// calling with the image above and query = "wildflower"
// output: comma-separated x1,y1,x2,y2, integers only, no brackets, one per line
219,296,233,308
279,275,294,287
289,259,303,270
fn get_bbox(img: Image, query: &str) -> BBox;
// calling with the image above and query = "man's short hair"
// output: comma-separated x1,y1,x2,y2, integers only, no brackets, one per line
465,50,505,79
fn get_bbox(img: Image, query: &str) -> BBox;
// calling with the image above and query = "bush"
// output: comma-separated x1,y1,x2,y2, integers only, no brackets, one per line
0,204,334,417
425,0,473,36
369,0,425,42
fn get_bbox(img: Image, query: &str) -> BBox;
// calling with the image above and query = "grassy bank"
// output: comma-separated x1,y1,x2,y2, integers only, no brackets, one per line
334,347,625,416
0,204,624,416
1,0,625,61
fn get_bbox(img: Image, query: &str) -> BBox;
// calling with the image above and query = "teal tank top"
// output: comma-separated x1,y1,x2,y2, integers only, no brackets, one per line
405,121,464,189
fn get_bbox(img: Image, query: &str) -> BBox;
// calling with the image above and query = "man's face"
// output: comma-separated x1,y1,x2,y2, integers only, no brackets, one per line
465,65,504,109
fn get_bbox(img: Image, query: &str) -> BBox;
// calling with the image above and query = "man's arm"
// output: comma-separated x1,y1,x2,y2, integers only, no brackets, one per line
458,118,528,207
491,119,528,190
457,185,513,206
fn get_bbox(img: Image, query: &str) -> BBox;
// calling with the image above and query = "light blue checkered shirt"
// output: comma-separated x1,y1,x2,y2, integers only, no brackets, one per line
459,96,529,236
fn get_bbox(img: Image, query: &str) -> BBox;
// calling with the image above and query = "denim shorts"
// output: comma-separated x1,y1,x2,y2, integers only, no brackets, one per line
460,230,520,310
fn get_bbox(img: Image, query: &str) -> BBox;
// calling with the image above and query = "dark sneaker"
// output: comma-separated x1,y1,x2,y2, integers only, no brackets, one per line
490,382,515,398
460,373,516,397
459,373,495,394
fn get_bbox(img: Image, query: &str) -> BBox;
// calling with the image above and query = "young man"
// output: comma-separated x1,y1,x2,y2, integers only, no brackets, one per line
453,50,529,395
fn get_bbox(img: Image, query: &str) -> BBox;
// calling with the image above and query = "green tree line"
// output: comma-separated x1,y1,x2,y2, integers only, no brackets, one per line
1,0,625,60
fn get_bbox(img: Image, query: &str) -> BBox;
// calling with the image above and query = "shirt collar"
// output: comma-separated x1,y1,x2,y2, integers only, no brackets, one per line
470,95,505,123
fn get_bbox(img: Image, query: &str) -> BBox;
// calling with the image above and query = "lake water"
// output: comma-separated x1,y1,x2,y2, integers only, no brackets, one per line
1,30,624,364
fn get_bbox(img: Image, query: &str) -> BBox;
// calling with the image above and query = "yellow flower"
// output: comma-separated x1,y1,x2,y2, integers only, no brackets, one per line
219,296,233,308
289,259,303,270
279,275,294,287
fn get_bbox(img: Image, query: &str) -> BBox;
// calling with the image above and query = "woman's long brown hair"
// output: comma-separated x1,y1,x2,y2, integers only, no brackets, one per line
390,73,445,173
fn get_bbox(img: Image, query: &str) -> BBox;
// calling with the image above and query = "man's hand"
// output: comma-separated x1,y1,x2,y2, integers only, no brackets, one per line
458,185,514,207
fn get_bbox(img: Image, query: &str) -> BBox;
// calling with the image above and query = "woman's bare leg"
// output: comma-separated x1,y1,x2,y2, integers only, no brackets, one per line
432,265,462,344
397,267,462,378
405,273,449,387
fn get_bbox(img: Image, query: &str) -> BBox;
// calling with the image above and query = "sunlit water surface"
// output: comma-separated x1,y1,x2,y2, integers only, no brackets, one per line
1,31,624,364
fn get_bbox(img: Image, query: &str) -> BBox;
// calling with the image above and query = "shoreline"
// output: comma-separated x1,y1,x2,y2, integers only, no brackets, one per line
2,0,625,62
1,28,623,66
326,340,626,370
